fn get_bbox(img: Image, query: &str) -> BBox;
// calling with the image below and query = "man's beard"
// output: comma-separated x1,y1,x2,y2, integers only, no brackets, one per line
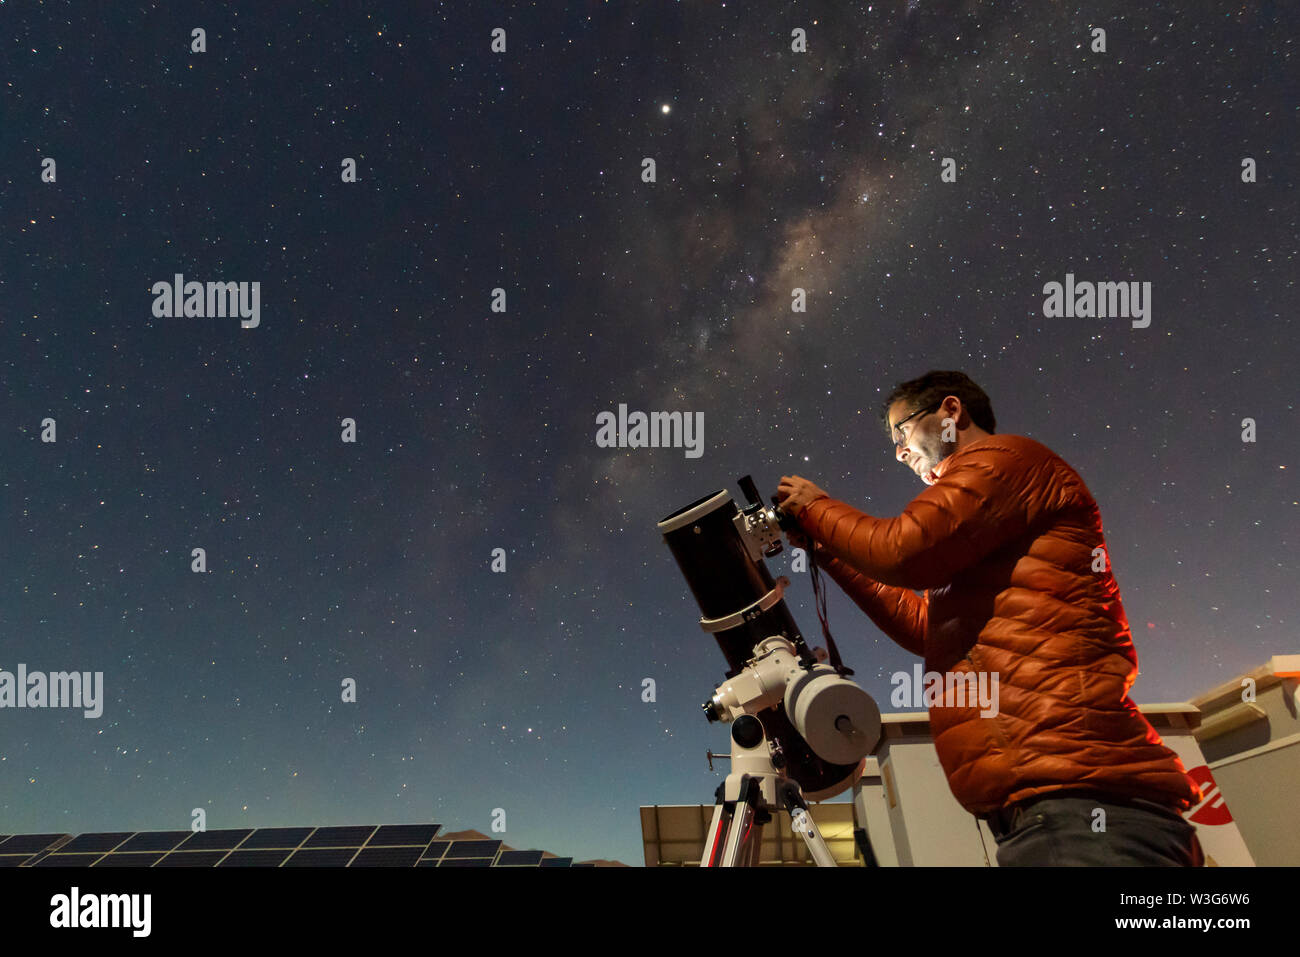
913,430,957,483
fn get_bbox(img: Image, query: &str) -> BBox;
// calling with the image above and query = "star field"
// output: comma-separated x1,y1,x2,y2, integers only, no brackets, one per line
0,0,1295,867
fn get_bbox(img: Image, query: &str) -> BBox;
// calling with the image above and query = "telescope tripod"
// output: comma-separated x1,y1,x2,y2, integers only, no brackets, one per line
701,714,837,867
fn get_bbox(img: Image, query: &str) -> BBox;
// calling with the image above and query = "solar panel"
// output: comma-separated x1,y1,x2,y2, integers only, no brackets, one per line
369,824,440,846
0,834,69,855
0,823,588,868
176,828,253,851
218,849,294,867
33,854,103,867
302,825,377,848
496,850,545,866
60,832,134,853
350,845,424,867
0,834,70,867
118,831,191,853
94,852,166,867
154,851,228,867
420,841,451,864
238,827,313,850
443,839,501,861
284,847,359,867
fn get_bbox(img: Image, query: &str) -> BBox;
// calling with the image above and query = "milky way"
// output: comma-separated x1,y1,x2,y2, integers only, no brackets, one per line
1,0,1294,867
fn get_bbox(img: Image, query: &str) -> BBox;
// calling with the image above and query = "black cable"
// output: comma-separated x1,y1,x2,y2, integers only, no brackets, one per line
808,540,852,676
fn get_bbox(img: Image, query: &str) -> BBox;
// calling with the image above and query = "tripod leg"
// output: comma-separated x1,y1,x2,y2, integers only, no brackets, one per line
745,808,771,866
782,782,838,867
720,777,759,867
701,802,730,867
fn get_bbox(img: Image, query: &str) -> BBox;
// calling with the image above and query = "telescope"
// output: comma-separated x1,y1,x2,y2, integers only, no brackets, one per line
658,475,881,865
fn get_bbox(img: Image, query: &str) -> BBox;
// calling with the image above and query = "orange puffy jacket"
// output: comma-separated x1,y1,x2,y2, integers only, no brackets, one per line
794,434,1201,815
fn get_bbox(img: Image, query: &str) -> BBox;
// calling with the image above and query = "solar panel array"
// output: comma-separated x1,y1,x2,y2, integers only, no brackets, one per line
0,825,575,867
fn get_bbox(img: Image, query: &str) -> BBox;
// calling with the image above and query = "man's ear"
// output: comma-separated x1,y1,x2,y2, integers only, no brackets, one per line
940,395,961,428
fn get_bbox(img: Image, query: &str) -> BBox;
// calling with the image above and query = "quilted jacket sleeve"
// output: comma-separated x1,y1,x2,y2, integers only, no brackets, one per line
794,442,1038,590
813,549,927,657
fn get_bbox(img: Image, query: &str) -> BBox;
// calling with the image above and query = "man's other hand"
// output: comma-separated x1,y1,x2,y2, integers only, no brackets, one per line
777,475,829,517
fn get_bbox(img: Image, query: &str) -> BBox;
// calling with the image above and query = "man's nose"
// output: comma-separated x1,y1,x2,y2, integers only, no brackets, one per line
895,443,909,464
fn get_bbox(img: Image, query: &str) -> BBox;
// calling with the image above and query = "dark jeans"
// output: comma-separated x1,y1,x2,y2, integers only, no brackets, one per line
987,793,1205,866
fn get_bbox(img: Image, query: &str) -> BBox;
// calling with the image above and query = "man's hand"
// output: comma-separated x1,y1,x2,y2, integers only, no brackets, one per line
776,475,830,518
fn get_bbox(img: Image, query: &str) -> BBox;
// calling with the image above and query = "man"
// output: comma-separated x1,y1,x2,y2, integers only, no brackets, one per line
775,370,1205,866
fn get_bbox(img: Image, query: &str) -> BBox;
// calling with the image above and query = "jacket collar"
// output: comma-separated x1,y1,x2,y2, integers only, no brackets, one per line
932,434,1000,481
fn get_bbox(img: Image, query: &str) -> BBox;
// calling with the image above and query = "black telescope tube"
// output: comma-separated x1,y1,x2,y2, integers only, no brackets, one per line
658,489,804,674
658,485,858,797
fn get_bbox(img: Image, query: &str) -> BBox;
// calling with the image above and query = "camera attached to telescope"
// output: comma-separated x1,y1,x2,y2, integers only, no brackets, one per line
658,475,882,866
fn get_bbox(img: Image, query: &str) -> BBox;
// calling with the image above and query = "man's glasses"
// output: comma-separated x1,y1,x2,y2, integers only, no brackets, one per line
890,402,942,447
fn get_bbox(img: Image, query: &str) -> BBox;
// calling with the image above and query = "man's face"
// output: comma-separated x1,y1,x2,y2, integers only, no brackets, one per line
888,398,954,486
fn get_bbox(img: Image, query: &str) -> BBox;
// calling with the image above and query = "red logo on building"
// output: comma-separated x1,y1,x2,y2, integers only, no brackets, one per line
1186,765,1234,826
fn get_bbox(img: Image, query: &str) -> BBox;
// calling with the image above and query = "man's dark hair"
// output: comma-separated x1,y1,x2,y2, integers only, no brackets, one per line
883,371,997,435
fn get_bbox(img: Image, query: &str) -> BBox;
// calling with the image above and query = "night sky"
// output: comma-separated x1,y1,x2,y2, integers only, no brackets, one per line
2,1,1295,867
